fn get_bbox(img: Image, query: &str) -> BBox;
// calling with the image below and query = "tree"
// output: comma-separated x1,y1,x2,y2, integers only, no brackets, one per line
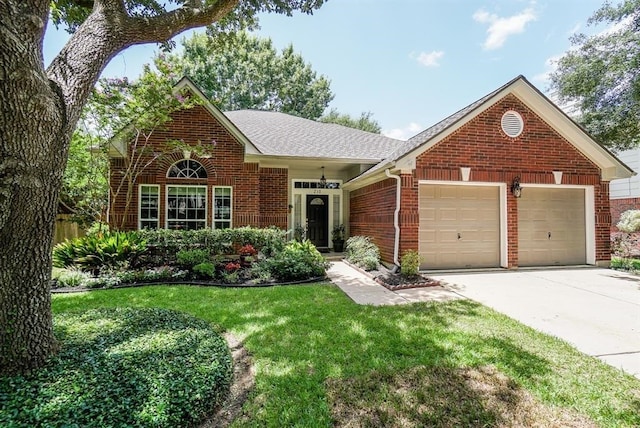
550,0,640,150
157,31,333,119
319,108,382,133
0,0,325,375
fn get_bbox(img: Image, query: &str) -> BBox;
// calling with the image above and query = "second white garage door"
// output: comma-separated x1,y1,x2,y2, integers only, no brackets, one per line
518,187,586,266
419,184,500,269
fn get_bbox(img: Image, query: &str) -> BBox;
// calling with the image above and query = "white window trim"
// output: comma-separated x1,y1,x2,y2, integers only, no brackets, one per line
213,186,233,229
166,159,208,179
138,184,160,230
165,184,208,230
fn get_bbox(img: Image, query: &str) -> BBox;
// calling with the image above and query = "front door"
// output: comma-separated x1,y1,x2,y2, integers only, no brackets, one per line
306,195,328,248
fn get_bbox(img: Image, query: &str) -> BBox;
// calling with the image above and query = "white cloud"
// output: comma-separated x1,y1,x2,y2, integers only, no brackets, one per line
383,122,423,141
413,50,445,67
473,6,537,50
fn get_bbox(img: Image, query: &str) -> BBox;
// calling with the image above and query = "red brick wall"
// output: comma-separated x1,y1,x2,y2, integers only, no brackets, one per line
350,94,611,266
610,197,640,231
109,105,288,231
259,167,289,229
349,178,397,262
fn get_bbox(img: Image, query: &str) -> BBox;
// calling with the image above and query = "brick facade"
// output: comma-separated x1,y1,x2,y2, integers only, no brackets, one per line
109,105,288,231
350,94,612,267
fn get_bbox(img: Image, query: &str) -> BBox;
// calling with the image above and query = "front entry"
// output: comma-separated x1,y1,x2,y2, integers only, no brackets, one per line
306,195,328,248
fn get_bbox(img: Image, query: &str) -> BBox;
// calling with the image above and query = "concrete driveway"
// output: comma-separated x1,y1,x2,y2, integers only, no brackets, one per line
428,268,640,379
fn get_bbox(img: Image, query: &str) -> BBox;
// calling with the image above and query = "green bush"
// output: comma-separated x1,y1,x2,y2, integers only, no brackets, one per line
52,231,147,270
138,226,286,262
176,248,211,267
265,240,328,281
54,268,93,288
400,249,421,277
193,262,216,278
0,308,233,428
345,236,380,271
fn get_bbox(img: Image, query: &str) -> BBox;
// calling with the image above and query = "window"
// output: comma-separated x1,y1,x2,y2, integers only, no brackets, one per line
167,186,207,230
139,185,160,229
167,159,207,178
213,187,232,229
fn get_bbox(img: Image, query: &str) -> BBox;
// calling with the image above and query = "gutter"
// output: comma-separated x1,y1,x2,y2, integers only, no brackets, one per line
385,169,401,267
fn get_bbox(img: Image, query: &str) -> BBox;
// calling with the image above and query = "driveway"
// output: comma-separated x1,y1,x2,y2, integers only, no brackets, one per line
425,268,640,379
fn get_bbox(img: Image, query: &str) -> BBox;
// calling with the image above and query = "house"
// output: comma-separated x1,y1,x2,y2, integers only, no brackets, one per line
108,75,633,269
609,148,640,229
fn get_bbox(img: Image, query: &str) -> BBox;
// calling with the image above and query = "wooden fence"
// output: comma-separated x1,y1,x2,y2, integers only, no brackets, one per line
54,214,85,245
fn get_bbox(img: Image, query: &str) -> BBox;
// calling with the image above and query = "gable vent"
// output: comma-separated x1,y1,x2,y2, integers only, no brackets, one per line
501,110,524,138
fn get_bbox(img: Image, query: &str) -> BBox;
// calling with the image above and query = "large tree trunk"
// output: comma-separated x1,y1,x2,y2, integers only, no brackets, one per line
0,1,67,374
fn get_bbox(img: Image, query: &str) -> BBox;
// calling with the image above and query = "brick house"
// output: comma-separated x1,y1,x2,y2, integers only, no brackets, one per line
109,75,633,269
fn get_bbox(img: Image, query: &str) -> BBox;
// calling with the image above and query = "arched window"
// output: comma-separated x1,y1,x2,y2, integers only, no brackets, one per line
167,159,207,179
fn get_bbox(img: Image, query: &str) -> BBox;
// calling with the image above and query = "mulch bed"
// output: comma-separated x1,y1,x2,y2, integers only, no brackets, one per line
374,273,441,291
345,261,441,291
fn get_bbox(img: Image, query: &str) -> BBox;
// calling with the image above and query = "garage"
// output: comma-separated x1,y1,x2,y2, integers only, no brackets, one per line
419,184,501,269
518,187,586,266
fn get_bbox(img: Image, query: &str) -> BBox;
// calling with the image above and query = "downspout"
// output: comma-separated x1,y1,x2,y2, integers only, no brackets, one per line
385,169,401,268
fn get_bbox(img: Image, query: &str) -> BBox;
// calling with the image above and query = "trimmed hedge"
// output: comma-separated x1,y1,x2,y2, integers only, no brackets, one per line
0,308,233,427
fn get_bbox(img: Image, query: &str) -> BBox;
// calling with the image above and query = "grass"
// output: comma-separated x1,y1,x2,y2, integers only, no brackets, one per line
50,283,640,427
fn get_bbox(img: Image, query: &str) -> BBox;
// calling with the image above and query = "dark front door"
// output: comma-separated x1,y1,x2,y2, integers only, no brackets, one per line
306,195,328,248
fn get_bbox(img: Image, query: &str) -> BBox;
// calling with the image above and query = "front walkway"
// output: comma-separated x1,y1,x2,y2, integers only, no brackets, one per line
326,261,463,305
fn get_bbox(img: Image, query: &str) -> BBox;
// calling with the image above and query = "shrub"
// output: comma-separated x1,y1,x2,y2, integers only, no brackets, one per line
400,250,421,277
138,226,286,262
265,240,328,281
345,236,380,271
617,210,640,233
193,262,215,279
52,231,147,270
0,308,233,428
55,268,93,288
176,248,211,267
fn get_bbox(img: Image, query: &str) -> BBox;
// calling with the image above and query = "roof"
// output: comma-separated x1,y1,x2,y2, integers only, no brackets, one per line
346,75,634,186
224,110,403,160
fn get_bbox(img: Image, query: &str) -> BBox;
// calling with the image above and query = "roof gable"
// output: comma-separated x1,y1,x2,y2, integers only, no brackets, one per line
350,75,633,185
109,76,260,157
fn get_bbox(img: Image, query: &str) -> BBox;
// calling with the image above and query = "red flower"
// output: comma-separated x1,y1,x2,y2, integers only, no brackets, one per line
225,261,241,272
239,244,257,256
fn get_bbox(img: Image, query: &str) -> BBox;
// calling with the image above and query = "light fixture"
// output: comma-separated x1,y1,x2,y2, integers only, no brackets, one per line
511,176,522,198
320,166,327,188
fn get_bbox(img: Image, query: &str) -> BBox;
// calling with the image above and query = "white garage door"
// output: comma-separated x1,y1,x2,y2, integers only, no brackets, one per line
518,187,586,266
419,185,500,269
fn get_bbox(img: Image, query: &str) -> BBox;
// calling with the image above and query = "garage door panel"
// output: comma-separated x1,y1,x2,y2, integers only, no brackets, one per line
419,184,500,269
518,187,586,266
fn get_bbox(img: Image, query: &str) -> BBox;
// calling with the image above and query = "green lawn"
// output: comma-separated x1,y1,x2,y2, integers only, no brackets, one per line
52,283,640,427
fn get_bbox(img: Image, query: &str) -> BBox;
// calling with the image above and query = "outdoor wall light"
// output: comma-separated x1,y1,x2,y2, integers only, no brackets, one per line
511,176,522,198
320,166,327,188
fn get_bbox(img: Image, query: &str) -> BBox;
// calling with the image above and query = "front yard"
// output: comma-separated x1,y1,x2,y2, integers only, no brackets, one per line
46,283,640,427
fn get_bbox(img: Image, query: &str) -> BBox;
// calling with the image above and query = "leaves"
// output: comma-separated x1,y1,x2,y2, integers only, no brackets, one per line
320,109,382,133
550,0,640,150
156,31,334,119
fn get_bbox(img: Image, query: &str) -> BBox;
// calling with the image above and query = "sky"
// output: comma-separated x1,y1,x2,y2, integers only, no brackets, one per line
43,0,607,140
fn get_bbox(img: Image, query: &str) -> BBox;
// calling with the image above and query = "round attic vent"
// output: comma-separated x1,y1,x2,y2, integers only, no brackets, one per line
501,110,524,138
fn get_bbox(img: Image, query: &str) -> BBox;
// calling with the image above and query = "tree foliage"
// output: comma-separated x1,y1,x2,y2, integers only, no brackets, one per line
550,0,640,150
157,31,333,119
319,108,382,133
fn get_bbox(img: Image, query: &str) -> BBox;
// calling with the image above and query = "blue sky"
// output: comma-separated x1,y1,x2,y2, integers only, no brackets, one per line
44,0,606,140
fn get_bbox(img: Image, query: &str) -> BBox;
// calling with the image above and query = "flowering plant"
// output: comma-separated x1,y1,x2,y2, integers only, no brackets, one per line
224,261,241,272
239,244,257,256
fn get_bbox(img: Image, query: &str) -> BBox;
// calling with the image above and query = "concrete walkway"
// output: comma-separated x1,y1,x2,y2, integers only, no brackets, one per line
326,261,463,305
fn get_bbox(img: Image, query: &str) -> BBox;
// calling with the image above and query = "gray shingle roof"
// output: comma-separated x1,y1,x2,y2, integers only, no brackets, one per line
224,110,403,160
359,75,524,177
